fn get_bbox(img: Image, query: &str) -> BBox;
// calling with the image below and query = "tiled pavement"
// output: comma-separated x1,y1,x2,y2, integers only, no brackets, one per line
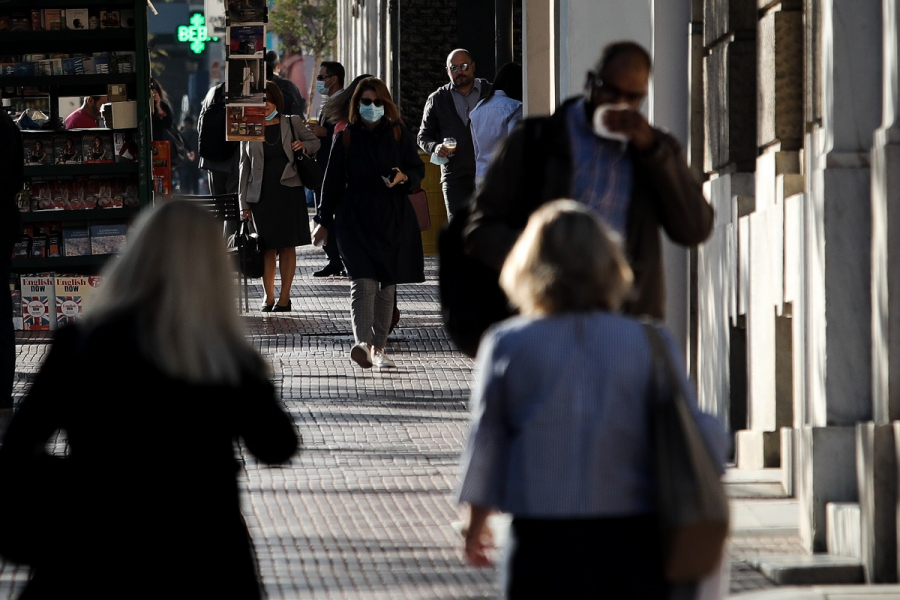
0,247,800,598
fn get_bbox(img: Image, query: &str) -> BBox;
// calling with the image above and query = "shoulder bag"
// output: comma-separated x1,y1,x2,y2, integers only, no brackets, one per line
644,322,729,582
288,116,324,192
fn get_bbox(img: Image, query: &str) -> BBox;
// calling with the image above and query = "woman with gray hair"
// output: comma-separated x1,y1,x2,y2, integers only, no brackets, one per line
456,200,726,598
0,201,299,598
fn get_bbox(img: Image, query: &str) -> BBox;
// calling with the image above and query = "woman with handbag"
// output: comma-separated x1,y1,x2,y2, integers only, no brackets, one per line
314,77,425,369
457,200,728,598
239,81,320,312
0,201,300,598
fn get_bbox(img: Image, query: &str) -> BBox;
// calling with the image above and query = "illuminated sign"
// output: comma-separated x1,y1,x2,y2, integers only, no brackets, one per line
177,13,217,55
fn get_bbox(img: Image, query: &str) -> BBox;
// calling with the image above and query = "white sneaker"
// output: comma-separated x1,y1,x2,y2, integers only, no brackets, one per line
371,347,396,369
350,343,373,368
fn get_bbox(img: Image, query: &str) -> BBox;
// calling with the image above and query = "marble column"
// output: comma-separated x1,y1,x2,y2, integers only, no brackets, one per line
797,0,882,552
871,0,900,425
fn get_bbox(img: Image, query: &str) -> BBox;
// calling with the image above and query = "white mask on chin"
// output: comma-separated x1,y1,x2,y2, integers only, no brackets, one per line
592,103,632,143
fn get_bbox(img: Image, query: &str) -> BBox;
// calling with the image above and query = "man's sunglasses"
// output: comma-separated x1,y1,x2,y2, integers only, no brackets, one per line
316,74,333,81
447,63,471,73
359,98,384,107
591,76,646,103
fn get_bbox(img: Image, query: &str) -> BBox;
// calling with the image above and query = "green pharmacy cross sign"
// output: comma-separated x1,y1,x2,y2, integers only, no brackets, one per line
177,13,217,55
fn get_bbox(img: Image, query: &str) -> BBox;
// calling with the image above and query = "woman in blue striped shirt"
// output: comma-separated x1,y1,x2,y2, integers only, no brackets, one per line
457,200,727,598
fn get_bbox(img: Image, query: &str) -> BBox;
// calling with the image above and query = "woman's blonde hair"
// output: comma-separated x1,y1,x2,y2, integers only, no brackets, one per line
500,199,633,316
85,200,265,384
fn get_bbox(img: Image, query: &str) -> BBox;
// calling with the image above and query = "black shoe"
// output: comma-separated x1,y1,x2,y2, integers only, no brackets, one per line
272,300,292,312
260,303,274,312
313,262,344,277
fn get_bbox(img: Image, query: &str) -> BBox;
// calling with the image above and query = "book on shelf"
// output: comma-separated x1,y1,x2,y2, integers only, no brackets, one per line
10,278,22,331
61,57,85,75
30,9,42,32
0,62,15,77
30,229,47,257
92,54,110,75
54,275,102,328
9,11,31,31
0,16,9,31
112,52,135,74
22,133,53,166
82,132,114,164
89,223,126,255
20,275,56,331
66,9,89,31
11,225,31,259
54,133,82,165
14,62,36,77
43,9,64,31
62,227,90,257
100,11,120,29
114,131,138,162
120,10,135,28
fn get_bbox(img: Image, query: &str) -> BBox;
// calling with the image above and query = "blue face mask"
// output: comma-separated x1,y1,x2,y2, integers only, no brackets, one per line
316,81,328,96
265,109,278,122
359,104,384,124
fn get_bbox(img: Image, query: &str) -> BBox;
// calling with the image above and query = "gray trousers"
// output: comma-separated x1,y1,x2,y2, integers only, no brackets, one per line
350,278,396,349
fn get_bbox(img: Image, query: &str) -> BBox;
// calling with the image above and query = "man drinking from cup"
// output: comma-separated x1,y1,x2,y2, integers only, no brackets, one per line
417,49,491,219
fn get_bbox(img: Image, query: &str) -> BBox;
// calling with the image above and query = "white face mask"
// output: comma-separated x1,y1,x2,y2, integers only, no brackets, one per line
592,103,632,142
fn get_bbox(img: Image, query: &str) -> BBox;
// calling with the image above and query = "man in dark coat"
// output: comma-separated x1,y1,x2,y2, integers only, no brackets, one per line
1,99,24,408
417,49,491,218
465,41,713,323
265,51,307,119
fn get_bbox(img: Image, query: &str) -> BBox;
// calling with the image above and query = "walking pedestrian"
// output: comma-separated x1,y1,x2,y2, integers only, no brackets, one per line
239,82,320,312
457,200,726,598
417,49,491,218
315,77,425,369
470,62,522,190
0,200,300,597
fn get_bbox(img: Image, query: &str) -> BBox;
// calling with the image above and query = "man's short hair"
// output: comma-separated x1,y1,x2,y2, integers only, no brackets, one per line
320,61,345,87
265,50,280,68
594,41,652,75
446,48,473,65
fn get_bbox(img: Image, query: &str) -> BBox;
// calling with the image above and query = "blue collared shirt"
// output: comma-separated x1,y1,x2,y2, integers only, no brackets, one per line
566,100,633,236
470,91,523,182
450,80,483,125
457,312,727,517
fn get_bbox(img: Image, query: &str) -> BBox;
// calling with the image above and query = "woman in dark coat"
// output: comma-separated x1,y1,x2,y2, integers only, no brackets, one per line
315,77,425,369
0,201,300,599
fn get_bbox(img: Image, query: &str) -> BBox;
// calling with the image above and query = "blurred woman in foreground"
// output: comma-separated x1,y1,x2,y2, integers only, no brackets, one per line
0,201,299,598
457,200,726,598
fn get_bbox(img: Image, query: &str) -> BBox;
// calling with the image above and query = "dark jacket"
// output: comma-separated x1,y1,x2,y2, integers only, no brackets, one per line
1,109,24,246
274,74,306,119
320,120,426,285
0,315,299,597
416,79,491,182
465,97,714,320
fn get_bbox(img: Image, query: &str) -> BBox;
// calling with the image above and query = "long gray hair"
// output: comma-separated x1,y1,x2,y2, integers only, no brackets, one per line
85,200,265,384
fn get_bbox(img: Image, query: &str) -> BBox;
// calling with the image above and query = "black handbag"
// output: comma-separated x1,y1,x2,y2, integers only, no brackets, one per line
288,116,324,192
229,219,265,278
644,322,729,582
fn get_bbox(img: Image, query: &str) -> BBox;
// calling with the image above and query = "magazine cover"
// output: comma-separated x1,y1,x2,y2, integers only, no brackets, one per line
54,134,82,165
82,132,115,164
21,275,56,331
225,0,267,24
89,223,127,255
10,279,22,331
62,227,90,257
151,141,172,195
23,134,53,166
227,24,265,57
225,105,266,142
66,9,89,30
114,131,139,162
12,226,31,259
226,57,265,103
55,275,102,328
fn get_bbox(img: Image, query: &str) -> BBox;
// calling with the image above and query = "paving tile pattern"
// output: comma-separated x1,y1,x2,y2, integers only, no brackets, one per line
1,248,795,597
